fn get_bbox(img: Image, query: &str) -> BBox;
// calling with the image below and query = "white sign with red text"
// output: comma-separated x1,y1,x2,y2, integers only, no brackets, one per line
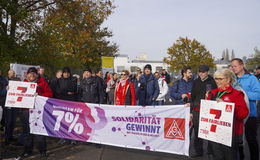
198,100,234,147
5,81,37,108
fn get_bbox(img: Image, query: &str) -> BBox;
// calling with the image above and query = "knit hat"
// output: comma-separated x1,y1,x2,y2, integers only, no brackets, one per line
27,67,38,74
144,64,152,71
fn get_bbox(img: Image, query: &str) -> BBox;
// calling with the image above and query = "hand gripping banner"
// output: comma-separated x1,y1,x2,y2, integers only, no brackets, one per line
30,96,190,156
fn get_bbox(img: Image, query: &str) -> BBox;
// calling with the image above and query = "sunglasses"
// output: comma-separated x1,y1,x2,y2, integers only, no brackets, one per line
121,73,126,76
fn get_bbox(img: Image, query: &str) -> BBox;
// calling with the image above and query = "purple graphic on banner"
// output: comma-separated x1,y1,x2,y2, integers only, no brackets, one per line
42,98,107,142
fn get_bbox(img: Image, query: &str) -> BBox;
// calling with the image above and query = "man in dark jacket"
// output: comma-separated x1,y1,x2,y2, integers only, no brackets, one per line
170,66,193,104
79,68,103,104
0,70,8,131
94,69,106,104
190,64,217,158
137,64,159,106
56,67,77,101
4,70,21,145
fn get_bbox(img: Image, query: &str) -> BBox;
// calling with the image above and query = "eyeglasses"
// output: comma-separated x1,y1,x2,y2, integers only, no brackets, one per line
214,78,226,81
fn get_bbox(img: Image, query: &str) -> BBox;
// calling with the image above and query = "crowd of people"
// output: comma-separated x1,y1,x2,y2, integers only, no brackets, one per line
0,58,260,160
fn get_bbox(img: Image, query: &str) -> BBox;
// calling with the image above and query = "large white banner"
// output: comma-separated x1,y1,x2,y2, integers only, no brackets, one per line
10,63,40,80
5,81,37,108
198,100,234,146
30,96,190,156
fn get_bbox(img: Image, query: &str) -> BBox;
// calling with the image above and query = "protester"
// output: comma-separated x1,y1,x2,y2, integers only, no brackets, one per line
78,68,103,104
55,67,78,145
114,70,136,105
107,73,118,104
161,69,171,84
4,70,21,145
170,66,193,105
231,58,260,160
56,67,77,101
207,69,249,159
190,64,217,158
154,72,168,105
50,70,62,98
17,67,53,159
38,67,50,84
94,69,106,104
0,70,8,131
137,64,159,106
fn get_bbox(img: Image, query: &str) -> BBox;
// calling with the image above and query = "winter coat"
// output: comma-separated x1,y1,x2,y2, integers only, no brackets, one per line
207,85,249,136
50,77,60,98
156,78,169,101
137,74,159,106
24,77,53,98
115,79,136,105
56,77,77,101
0,76,8,106
79,76,103,104
236,73,260,117
170,78,193,104
191,75,217,112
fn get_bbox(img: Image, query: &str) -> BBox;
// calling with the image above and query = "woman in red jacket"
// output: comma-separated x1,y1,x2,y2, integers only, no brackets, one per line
207,69,249,160
18,67,53,159
115,70,136,105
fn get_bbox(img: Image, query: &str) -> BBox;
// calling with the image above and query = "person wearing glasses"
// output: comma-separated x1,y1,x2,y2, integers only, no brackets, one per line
207,69,249,160
114,70,136,105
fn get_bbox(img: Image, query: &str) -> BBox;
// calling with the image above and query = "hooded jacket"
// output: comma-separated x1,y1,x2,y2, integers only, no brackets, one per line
207,85,249,136
237,73,260,117
24,77,53,98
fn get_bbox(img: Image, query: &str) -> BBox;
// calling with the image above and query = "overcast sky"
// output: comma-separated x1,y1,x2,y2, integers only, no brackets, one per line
103,0,260,61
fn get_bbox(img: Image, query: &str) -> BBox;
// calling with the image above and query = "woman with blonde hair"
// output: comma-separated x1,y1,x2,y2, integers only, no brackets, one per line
207,68,249,160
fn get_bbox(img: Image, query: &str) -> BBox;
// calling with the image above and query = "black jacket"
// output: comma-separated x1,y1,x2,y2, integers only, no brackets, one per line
79,76,103,104
56,77,77,101
190,75,217,112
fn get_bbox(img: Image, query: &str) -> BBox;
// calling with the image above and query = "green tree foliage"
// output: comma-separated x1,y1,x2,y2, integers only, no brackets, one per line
164,37,215,72
247,47,260,65
0,0,118,75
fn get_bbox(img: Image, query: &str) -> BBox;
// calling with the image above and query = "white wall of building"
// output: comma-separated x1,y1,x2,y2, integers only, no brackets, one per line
114,55,169,73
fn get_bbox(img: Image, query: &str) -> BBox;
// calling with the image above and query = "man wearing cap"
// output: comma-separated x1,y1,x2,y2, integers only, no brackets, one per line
137,64,159,106
79,68,104,103
190,64,217,158
18,67,52,159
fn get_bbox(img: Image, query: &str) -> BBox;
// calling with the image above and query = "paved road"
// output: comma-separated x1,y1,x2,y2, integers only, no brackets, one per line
1,122,259,160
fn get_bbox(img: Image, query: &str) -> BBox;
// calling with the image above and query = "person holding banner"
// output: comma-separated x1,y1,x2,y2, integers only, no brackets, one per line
115,70,136,105
4,70,21,145
18,67,53,159
207,69,249,160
